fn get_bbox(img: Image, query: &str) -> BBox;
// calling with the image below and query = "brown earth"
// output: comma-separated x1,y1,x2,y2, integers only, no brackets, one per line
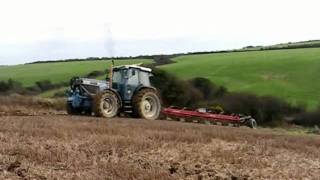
0,115,319,180
0,95,65,116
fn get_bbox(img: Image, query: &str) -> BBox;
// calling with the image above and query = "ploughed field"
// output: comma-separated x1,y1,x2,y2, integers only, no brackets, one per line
0,115,319,179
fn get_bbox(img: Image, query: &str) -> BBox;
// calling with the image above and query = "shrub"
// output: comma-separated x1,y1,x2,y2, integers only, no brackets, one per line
293,111,320,127
151,68,228,108
0,79,23,93
86,70,107,78
150,68,304,126
153,55,174,65
34,80,68,93
35,80,56,91
214,93,303,126
188,77,227,99
150,68,191,106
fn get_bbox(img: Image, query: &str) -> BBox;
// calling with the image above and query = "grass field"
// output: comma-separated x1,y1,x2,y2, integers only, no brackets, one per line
241,40,320,51
0,59,151,87
1,48,320,109
160,48,320,110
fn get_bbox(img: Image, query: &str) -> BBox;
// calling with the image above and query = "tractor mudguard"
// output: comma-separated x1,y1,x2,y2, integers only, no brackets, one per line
133,85,157,96
131,85,159,102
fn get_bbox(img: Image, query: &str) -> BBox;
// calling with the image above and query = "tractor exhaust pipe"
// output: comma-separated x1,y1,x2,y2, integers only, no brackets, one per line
108,59,114,86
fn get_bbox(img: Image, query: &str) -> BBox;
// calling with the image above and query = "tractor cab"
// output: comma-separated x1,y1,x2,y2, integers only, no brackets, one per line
110,65,153,101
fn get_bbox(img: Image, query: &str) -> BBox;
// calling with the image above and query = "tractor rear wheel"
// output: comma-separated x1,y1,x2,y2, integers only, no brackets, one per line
133,88,161,120
93,90,120,118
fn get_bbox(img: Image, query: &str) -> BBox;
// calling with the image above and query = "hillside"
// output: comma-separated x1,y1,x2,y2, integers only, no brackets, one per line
241,40,320,51
1,47,320,110
0,59,151,87
160,48,320,110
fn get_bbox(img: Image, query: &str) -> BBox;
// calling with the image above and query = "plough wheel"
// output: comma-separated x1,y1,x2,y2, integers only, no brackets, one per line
247,119,257,129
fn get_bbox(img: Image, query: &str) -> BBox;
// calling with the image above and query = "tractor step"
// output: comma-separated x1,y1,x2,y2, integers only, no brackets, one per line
122,101,133,113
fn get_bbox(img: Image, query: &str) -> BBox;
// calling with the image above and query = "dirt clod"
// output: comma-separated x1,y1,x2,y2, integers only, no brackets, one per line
7,161,21,172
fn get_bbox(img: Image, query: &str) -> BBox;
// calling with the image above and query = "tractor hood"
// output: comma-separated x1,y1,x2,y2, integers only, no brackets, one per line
75,78,110,94
79,78,109,88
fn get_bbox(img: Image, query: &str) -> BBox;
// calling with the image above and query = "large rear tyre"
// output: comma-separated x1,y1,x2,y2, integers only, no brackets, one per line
93,90,120,118
132,88,161,120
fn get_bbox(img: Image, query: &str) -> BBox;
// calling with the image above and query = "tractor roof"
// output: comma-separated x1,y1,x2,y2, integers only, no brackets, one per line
113,64,152,72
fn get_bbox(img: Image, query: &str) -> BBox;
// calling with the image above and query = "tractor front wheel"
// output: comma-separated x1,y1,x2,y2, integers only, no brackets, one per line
133,88,161,120
93,90,120,118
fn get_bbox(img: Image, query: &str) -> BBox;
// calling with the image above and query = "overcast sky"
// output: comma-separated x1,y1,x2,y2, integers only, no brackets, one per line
0,0,319,65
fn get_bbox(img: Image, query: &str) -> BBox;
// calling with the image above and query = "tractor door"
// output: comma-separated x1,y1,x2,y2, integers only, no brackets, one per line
112,69,127,99
123,68,139,101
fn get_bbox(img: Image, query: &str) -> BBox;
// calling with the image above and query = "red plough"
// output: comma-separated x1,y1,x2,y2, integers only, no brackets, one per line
162,107,257,128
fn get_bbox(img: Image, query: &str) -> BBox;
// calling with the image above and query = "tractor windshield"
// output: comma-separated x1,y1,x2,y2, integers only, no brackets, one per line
112,70,123,84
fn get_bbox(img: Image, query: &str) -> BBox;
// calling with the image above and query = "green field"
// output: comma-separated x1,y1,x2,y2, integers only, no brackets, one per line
160,48,320,110
241,40,320,51
0,59,151,87
1,48,320,110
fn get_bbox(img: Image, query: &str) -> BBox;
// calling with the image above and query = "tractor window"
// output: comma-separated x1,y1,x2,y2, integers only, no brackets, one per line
139,71,150,86
112,70,122,83
127,69,139,85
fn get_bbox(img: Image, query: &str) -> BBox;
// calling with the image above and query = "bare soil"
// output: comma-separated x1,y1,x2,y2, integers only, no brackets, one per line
0,95,65,116
0,115,319,180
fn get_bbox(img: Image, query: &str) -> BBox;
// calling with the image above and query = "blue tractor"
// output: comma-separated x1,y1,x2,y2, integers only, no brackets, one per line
66,65,162,120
